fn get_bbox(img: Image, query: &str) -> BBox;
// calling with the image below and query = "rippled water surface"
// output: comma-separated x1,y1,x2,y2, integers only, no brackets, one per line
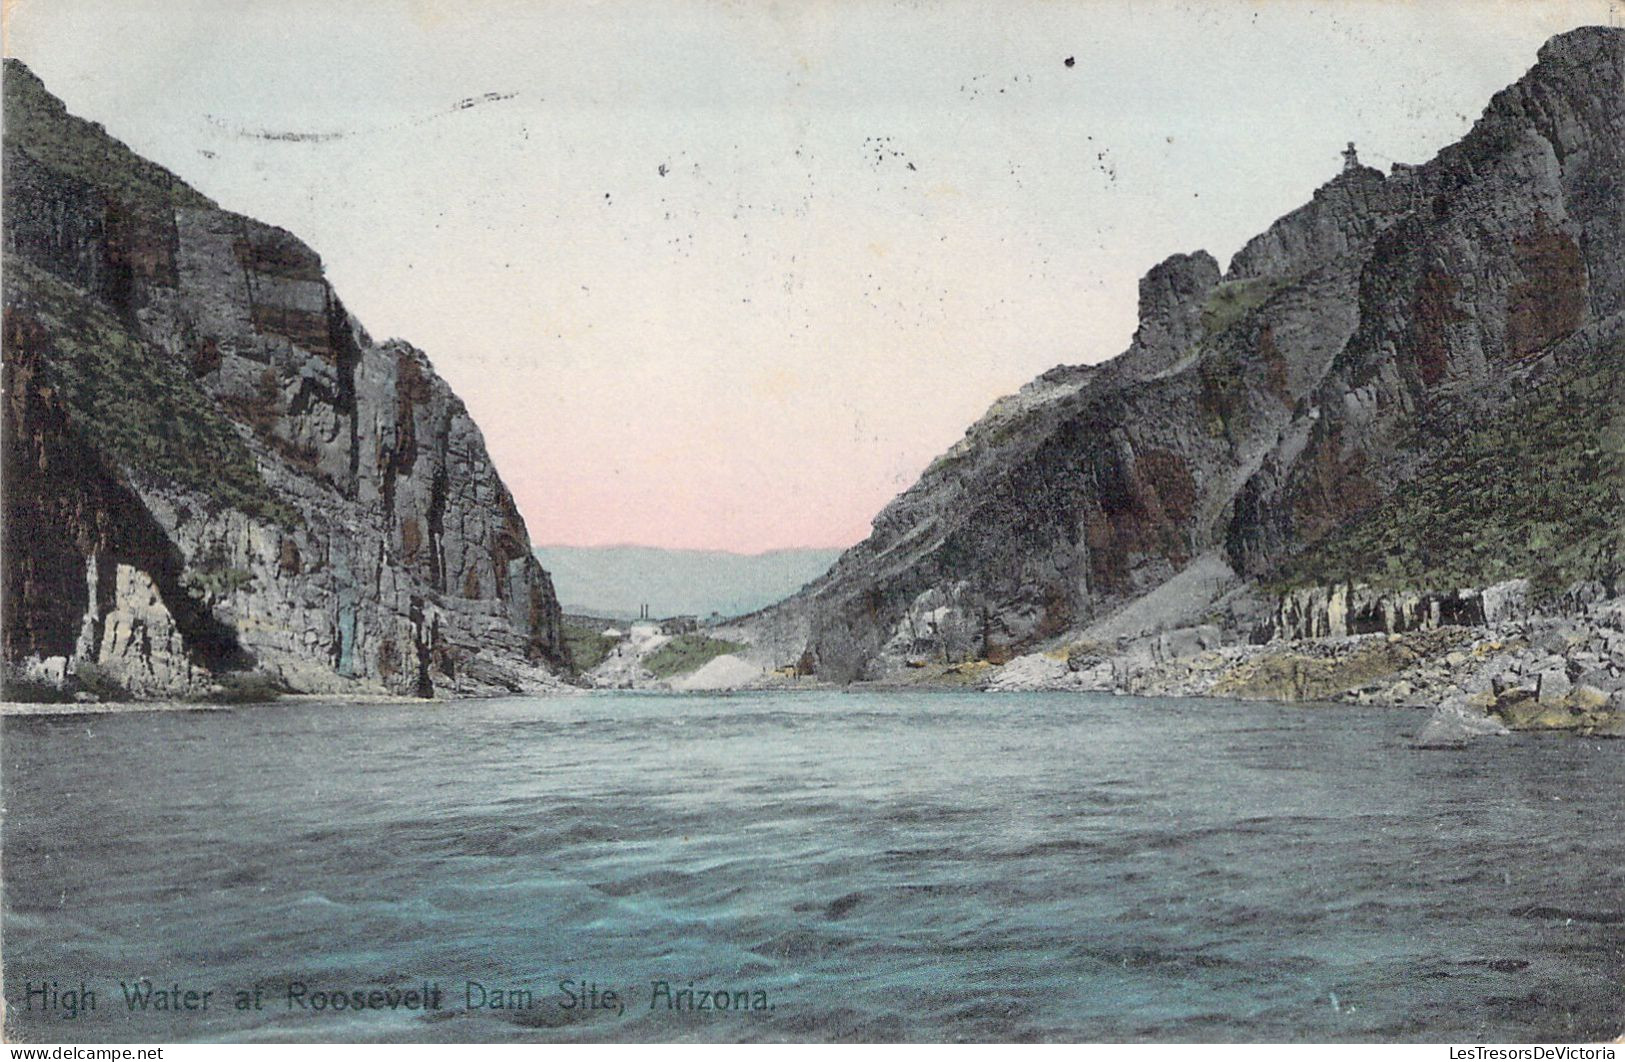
3,691,1622,1042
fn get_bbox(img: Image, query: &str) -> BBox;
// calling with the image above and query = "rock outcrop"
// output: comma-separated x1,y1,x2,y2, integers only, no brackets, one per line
748,27,1625,685
2,60,566,699
1263,580,1531,642
968,592,1625,740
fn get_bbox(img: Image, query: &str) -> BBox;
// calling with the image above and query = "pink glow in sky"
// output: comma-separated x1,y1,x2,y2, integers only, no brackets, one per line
8,0,1616,551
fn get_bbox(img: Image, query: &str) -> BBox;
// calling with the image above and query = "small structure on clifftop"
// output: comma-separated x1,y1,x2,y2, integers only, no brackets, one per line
1343,141,1361,173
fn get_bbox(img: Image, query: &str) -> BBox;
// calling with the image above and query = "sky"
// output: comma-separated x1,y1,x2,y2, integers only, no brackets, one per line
5,0,1620,552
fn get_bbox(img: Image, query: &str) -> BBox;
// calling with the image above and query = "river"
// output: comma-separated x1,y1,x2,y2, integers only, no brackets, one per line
3,690,1620,1042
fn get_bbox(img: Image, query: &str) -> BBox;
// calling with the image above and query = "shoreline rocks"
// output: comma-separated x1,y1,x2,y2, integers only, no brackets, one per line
866,590,1625,742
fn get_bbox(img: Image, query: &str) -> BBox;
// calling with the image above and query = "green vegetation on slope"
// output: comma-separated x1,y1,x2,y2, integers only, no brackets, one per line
3,59,213,214
1275,341,1625,598
5,257,297,526
644,633,746,679
1202,277,1282,338
561,622,619,675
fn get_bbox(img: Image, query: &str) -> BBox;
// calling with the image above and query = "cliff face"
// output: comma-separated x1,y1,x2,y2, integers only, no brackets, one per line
755,27,1625,682
2,60,566,699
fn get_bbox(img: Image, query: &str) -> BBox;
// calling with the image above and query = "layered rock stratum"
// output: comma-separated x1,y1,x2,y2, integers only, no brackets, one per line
2,60,567,699
746,27,1625,715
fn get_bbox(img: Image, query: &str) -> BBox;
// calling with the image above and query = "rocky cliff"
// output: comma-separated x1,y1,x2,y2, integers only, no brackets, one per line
2,60,567,699
751,27,1625,683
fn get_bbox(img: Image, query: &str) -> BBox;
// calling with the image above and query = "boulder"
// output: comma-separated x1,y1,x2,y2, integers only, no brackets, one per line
987,652,1073,692
1570,684,1610,711
1414,699,1510,748
1492,671,1528,696
1536,668,1572,704
1480,580,1530,624
1576,667,1624,693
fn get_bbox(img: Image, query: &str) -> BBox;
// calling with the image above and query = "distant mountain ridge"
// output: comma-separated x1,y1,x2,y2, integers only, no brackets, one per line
534,545,843,621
